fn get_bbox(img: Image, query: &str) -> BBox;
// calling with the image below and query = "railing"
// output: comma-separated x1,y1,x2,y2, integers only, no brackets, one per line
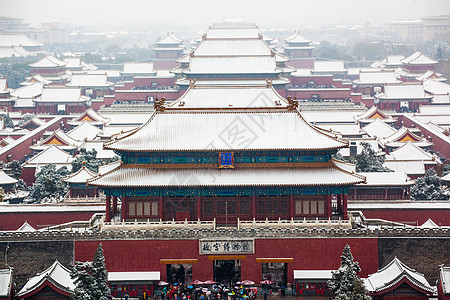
39,213,105,233
100,218,216,231
61,195,105,203
237,217,352,229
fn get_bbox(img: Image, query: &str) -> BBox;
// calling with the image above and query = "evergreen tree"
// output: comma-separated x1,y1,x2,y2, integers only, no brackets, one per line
355,142,392,172
71,243,111,300
411,169,449,200
328,245,371,300
7,160,22,179
91,244,111,300
29,164,69,202
71,148,119,173
0,114,14,128
71,261,95,300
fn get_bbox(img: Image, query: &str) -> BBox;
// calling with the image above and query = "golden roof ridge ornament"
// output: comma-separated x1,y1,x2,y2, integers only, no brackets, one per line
286,96,299,111
154,97,166,112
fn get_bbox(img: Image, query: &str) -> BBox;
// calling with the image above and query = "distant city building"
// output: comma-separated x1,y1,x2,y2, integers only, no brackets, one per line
390,15,450,42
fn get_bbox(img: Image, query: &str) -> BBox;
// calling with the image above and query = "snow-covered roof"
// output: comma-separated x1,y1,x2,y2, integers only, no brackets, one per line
88,161,365,188
64,166,97,184
29,55,66,68
19,117,46,129
122,62,155,75
312,61,346,73
440,265,450,295
0,34,42,47
98,160,122,175
420,218,439,228
284,32,311,44
0,269,12,298
108,271,160,282
25,144,73,166
356,172,412,186
193,39,273,56
168,85,288,109
0,169,18,185
362,119,397,139
442,172,450,182
416,70,446,82
302,110,363,124
17,261,75,297
104,109,348,152
35,86,88,103
88,69,121,78
205,28,261,39
371,55,405,69
16,221,36,232
377,84,431,100
156,33,183,45
348,201,450,210
21,74,52,86
66,73,112,87
0,78,7,94
186,56,280,74
0,45,34,58
11,82,44,98
382,127,432,148
317,124,362,136
402,51,438,65
423,79,450,95
354,71,400,85
293,270,333,280
355,106,396,123
364,257,435,295
69,108,109,126
66,121,101,141
30,129,82,151
62,57,81,69
385,142,434,161
97,125,138,138
383,160,425,176
176,78,289,87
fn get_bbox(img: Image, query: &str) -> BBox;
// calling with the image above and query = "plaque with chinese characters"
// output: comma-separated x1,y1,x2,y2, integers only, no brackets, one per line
219,152,234,169
199,239,254,255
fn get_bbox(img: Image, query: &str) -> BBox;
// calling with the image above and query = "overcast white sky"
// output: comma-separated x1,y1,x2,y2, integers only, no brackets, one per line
1,0,449,28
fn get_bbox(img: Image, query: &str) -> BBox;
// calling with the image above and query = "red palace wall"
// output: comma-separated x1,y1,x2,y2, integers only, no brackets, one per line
152,60,180,70
286,59,315,69
290,75,334,86
0,210,103,230
75,238,378,283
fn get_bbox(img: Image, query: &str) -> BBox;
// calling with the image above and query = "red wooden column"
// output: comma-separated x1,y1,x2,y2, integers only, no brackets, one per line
343,193,348,220
197,196,202,220
326,194,332,219
336,194,342,217
159,196,164,220
251,194,256,220
121,196,126,221
112,196,118,215
289,193,294,219
105,196,111,222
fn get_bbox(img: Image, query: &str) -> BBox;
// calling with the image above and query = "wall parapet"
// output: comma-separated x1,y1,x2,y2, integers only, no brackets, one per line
0,227,448,242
